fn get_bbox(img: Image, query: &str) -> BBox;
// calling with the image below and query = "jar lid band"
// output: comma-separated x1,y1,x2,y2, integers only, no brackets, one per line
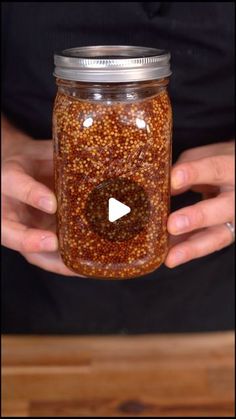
54,45,171,82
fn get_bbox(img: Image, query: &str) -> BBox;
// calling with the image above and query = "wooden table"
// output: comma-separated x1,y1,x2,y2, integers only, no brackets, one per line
2,332,235,417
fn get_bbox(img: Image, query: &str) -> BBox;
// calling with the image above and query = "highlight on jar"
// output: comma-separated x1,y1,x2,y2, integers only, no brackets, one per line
53,45,172,279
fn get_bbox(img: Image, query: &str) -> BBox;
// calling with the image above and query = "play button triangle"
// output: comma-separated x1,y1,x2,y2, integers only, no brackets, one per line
108,197,131,222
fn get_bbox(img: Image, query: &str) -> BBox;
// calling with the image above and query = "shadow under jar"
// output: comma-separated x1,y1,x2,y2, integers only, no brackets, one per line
53,46,172,279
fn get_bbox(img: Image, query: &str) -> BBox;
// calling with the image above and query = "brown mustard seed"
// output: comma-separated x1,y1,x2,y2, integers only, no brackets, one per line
53,84,172,279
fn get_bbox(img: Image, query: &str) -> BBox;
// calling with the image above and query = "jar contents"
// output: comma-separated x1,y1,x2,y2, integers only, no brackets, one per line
53,87,172,279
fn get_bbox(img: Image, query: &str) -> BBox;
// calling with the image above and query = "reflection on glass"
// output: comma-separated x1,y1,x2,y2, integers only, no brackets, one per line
135,118,146,129
83,117,93,128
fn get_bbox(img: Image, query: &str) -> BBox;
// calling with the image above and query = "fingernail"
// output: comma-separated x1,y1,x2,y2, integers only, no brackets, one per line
172,170,186,189
40,235,58,251
38,197,55,212
173,215,189,232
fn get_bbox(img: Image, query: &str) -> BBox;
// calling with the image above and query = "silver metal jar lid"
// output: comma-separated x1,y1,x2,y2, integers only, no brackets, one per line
54,45,171,83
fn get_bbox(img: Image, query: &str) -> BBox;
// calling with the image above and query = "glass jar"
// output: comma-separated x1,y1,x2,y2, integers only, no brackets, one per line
53,46,172,279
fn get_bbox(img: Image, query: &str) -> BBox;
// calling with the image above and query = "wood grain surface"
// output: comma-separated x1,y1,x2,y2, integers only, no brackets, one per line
1,332,235,417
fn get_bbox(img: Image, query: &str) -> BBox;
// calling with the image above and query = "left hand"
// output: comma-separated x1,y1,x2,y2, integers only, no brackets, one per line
165,141,235,268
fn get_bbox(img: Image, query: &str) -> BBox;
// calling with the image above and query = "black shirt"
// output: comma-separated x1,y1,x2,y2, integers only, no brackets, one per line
2,2,235,334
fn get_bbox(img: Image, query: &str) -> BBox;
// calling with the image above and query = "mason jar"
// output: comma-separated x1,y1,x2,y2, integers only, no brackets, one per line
53,45,172,279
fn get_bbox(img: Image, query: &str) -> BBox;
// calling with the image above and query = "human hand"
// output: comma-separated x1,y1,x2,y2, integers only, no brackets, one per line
1,121,77,276
165,141,235,268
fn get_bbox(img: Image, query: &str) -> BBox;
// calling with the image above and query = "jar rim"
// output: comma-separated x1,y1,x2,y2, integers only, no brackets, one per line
54,45,171,83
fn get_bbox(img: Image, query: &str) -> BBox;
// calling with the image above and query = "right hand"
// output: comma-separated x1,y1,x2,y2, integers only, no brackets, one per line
1,121,78,276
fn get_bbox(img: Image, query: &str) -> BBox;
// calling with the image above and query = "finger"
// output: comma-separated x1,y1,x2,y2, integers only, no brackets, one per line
2,162,57,213
176,141,235,164
165,224,233,268
171,181,219,196
171,155,234,191
2,219,58,253
22,139,53,160
21,251,83,277
168,191,234,235
36,159,54,179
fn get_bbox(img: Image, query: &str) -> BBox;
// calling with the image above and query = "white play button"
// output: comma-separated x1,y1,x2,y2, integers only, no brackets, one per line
108,198,131,222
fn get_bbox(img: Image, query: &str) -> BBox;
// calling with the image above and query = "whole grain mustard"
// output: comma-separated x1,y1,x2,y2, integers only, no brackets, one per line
53,46,172,279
